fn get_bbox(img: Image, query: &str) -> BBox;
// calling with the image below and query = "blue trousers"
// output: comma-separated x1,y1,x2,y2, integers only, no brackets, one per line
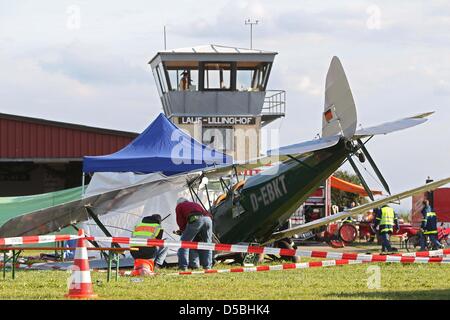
380,232,392,252
178,216,213,269
154,247,169,266
419,233,442,250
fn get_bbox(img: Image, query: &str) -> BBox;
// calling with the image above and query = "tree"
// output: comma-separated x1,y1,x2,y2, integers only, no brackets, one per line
331,170,367,209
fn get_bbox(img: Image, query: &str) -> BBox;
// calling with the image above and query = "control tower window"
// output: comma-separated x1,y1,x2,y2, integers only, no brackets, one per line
202,62,233,90
236,62,272,91
153,63,169,94
167,69,199,91
236,70,253,91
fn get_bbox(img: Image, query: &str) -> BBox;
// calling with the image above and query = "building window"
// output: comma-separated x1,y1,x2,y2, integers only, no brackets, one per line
154,63,169,94
202,62,233,90
236,70,254,91
202,127,233,152
236,62,272,91
167,69,199,91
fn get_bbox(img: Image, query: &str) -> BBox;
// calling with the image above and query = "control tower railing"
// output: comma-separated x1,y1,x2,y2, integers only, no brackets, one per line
262,90,286,116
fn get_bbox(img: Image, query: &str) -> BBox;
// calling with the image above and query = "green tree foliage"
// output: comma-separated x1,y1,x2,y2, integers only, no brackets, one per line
331,170,366,209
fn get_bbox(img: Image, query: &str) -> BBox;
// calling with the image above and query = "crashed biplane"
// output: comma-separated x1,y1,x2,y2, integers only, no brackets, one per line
1,56,449,264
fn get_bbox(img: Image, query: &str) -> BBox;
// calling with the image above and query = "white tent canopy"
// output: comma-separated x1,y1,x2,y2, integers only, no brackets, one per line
81,171,204,260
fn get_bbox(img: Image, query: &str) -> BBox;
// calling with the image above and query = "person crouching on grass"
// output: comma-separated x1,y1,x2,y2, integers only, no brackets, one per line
130,214,167,276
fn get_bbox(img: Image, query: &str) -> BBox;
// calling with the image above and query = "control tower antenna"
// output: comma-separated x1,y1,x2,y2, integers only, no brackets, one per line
163,25,167,50
244,18,259,49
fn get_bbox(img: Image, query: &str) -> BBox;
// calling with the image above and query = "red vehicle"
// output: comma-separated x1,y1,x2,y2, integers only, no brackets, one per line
405,226,450,252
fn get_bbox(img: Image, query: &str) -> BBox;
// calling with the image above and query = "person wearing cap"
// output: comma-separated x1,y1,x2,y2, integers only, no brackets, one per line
130,214,167,276
175,197,213,271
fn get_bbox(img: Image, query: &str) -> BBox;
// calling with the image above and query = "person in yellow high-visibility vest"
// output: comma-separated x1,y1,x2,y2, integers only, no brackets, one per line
373,204,399,254
130,214,165,276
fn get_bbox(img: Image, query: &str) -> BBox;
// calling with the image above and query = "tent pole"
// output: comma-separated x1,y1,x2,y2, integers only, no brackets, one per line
81,172,86,196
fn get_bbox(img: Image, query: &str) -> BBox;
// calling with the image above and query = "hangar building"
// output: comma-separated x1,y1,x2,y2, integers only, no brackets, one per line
0,113,137,196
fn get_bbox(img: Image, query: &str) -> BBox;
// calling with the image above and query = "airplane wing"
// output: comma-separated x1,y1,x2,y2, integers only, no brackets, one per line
201,156,288,179
354,112,434,138
263,176,450,245
202,135,342,179
0,172,200,237
266,135,341,156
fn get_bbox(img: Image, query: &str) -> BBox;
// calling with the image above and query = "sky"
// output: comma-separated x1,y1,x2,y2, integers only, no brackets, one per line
1,0,449,211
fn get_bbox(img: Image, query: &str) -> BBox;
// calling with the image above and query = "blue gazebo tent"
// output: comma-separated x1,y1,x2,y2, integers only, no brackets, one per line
83,113,232,175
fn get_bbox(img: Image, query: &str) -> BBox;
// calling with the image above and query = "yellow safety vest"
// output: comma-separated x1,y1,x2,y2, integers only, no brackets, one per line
379,206,395,233
380,207,395,226
131,223,162,247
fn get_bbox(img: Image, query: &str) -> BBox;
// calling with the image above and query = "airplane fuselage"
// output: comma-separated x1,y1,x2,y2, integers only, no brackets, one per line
211,138,349,244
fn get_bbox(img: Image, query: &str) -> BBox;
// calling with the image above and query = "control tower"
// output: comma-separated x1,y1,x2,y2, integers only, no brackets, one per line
149,44,285,161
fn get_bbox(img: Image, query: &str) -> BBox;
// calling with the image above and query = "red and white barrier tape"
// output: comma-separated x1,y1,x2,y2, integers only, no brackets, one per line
0,233,448,264
113,259,366,277
0,234,81,246
171,259,366,276
87,236,450,264
394,248,449,257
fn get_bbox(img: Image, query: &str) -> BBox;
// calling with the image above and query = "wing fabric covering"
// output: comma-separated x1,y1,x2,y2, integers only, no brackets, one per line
266,135,341,157
322,56,357,138
0,172,200,237
354,112,434,137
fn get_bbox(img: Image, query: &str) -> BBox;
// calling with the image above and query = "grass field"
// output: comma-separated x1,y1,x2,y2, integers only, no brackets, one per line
1,260,450,300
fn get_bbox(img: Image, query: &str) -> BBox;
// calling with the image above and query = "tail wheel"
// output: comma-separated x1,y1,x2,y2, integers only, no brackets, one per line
275,240,301,263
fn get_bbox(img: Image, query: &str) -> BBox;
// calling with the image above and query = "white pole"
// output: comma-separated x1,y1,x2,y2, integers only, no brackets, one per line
81,172,86,196
164,25,167,50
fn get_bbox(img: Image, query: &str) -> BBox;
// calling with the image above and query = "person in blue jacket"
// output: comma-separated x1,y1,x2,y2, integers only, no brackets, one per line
419,200,444,251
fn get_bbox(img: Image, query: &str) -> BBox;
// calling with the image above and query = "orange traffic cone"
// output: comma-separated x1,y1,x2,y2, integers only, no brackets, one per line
131,259,155,276
65,229,97,299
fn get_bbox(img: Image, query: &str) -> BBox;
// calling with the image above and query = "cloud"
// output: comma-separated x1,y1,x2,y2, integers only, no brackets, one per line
169,0,273,46
434,79,450,96
295,76,321,96
1,0,450,212
36,43,151,85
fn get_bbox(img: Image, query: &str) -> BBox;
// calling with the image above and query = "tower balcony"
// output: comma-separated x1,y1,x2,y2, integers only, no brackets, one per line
261,90,286,126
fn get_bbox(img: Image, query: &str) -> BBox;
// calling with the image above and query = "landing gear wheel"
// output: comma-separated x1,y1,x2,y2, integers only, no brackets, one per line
339,224,358,244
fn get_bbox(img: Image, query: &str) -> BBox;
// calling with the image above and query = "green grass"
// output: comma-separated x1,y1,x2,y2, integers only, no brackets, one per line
1,261,450,300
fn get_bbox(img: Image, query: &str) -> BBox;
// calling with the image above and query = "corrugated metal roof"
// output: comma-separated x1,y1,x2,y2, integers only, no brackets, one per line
149,44,277,66
161,44,277,54
0,113,138,159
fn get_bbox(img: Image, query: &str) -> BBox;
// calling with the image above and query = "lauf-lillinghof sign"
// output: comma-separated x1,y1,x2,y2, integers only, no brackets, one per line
178,116,256,126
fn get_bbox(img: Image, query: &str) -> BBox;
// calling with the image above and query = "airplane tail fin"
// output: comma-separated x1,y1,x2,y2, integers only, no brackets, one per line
322,56,357,139
321,56,433,138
